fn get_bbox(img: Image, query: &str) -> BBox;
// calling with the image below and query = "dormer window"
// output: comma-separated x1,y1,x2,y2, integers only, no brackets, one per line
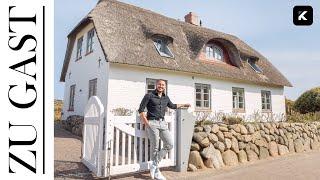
247,58,263,73
205,44,224,61
153,38,174,58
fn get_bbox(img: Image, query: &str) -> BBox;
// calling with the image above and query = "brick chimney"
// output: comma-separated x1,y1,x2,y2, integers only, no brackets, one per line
184,12,199,26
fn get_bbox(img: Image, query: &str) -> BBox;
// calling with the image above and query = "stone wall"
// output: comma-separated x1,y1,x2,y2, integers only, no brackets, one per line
188,122,320,171
61,115,84,137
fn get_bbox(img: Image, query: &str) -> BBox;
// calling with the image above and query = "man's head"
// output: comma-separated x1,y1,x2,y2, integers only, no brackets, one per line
156,79,166,93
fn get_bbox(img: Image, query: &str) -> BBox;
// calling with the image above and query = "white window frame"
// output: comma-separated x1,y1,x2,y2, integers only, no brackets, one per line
195,83,211,110
232,87,245,111
86,28,94,54
76,36,83,60
261,90,272,111
88,78,97,99
205,43,224,61
153,38,174,58
68,84,76,111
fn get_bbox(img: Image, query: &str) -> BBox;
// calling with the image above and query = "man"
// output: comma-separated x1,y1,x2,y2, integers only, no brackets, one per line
138,79,190,180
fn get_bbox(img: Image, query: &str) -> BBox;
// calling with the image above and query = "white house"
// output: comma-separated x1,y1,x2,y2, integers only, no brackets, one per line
60,0,292,121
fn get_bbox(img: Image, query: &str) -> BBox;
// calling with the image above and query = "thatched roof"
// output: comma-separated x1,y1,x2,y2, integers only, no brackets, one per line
60,0,292,87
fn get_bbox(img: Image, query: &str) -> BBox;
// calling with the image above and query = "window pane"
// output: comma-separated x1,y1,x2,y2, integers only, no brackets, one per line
203,87,209,93
239,103,244,109
262,104,266,109
196,87,201,92
239,96,243,103
203,94,209,100
204,101,209,107
267,104,271,110
196,101,201,107
196,93,201,100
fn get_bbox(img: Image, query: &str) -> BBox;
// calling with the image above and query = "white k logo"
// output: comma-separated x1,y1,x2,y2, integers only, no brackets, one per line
298,11,308,20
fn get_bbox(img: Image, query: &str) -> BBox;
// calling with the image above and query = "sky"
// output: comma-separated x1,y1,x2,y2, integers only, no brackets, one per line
55,0,320,100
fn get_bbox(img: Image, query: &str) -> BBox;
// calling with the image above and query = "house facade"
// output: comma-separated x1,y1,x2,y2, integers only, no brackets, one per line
60,0,292,121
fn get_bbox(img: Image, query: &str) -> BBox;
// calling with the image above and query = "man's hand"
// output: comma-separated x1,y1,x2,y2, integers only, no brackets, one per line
178,103,191,109
139,112,149,127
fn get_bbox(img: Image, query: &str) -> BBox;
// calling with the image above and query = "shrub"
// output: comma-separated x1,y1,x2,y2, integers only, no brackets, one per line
222,116,243,125
293,87,320,114
54,99,63,121
286,111,320,123
111,107,133,116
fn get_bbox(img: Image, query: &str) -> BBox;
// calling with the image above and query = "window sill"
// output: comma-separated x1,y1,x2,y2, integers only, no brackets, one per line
232,109,245,113
262,110,272,113
194,108,212,112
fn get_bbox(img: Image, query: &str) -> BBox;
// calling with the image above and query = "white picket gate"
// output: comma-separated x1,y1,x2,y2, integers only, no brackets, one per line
82,96,177,177
82,96,105,177
104,111,176,176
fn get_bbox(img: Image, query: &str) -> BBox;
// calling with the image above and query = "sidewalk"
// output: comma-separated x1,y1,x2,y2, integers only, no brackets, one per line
55,123,320,180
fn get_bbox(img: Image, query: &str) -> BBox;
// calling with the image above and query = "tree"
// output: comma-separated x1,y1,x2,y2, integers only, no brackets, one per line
293,87,320,114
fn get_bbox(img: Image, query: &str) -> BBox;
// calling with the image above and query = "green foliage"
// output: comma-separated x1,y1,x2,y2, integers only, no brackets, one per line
111,107,133,116
286,111,320,123
293,87,320,114
222,116,243,125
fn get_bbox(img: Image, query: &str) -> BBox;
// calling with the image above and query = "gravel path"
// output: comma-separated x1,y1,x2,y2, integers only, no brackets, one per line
55,123,320,180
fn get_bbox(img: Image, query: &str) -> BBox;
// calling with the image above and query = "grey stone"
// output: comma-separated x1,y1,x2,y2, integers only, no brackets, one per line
216,131,225,142
188,163,197,172
199,137,210,148
203,125,212,133
246,124,255,134
194,126,204,132
246,149,258,162
288,139,295,153
188,151,205,169
259,147,270,159
237,150,248,163
269,141,278,157
231,137,240,153
278,144,289,156
211,124,220,133
191,142,201,151
200,144,215,159
294,139,304,153
222,150,239,166
238,141,246,150
193,132,207,144
214,141,225,152
207,133,219,143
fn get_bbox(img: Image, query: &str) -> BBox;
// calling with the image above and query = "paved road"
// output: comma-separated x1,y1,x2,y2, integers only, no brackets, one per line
54,123,320,180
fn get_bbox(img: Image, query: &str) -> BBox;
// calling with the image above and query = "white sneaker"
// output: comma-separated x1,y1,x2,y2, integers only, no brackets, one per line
154,170,166,180
149,162,157,179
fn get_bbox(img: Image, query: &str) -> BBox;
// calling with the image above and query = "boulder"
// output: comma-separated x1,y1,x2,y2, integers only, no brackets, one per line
192,132,207,144
188,163,197,172
225,138,232,149
216,131,225,142
238,141,246,150
199,137,210,148
311,141,320,150
237,150,248,163
224,132,234,139
242,135,252,142
222,150,239,166
269,141,278,157
259,147,270,159
254,139,268,148
188,151,206,169
294,139,304,153
211,124,220,133
207,133,219,143
288,139,295,153
194,126,204,132
212,149,225,169
239,125,248,135
203,125,212,133
204,158,214,168
214,141,225,152
219,126,229,132
246,149,258,162
246,124,255,134
200,144,215,159
278,144,289,156
231,137,240,153
190,142,200,151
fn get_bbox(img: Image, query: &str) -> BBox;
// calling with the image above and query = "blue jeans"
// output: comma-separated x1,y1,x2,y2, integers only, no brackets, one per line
146,120,173,166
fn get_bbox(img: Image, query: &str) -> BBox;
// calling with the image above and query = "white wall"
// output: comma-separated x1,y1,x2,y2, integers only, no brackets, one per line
62,23,108,120
107,63,286,121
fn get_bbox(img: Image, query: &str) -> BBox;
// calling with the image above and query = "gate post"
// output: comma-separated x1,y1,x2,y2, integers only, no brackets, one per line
175,109,196,172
